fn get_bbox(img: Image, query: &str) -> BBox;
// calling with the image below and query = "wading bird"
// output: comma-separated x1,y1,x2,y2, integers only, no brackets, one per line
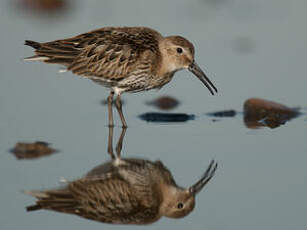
25,27,217,127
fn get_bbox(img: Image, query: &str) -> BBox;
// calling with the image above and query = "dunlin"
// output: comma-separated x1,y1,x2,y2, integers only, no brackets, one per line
25,127,217,225
25,27,217,127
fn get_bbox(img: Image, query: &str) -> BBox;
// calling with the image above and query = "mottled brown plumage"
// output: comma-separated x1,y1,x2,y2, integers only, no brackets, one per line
25,127,217,225
25,27,217,127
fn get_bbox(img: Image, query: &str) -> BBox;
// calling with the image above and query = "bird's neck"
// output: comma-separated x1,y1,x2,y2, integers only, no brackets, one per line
158,185,181,214
157,56,181,77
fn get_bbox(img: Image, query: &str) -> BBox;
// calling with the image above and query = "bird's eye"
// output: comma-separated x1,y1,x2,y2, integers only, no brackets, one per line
177,203,184,209
176,47,183,54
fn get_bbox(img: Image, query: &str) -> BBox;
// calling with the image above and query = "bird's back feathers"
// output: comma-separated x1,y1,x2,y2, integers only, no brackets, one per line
24,27,162,87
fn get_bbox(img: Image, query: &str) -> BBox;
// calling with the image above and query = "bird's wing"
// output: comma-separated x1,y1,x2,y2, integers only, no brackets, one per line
66,27,161,81
26,172,159,224
69,174,160,224
25,173,117,213
25,27,160,82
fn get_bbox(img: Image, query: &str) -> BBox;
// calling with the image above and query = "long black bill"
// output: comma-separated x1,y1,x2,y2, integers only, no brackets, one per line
189,160,218,195
188,61,218,95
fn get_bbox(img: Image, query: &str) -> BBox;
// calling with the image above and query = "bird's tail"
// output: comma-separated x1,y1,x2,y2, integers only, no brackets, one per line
24,39,80,66
24,40,49,61
25,40,41,49
24,189,78,213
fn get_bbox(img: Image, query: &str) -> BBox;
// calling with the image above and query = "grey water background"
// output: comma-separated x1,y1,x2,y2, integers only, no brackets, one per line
1,0,307,229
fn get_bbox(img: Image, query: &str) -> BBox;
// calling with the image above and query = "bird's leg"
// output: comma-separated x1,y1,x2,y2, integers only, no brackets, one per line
115,127,127,159
107,91,114,127
115,94,127,128
107,125,115,160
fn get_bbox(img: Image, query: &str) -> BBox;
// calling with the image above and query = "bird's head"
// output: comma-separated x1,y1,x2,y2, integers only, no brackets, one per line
159,187,196,218
159,160,217,219
159,36,217,95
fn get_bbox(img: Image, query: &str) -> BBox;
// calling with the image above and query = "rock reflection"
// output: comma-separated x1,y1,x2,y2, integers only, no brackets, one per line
25,127,217,225
139,112,195,123
11,141,57,160
243,98,300,129
206,109,237,118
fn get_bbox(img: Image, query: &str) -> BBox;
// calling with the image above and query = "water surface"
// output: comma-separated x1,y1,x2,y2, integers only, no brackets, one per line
1,0,307,230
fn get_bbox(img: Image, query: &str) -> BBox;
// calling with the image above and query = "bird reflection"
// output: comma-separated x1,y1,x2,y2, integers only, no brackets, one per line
25,127,217,225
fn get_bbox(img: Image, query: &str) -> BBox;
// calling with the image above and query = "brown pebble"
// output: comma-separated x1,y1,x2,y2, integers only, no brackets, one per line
146,96,180,110
243,98,300,129
10,141,57,160
21,0,67,12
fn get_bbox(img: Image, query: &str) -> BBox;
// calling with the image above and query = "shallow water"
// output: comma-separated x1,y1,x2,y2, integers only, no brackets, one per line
1,0,307,229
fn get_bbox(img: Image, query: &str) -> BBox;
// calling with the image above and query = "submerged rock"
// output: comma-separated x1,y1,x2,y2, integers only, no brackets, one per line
243,98,300,129
10,141,57,160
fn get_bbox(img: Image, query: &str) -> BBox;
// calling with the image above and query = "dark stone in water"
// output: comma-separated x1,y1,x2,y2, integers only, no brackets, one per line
243,98,300,129
10,141,57,160
206,110,237,117
139,112,195,122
